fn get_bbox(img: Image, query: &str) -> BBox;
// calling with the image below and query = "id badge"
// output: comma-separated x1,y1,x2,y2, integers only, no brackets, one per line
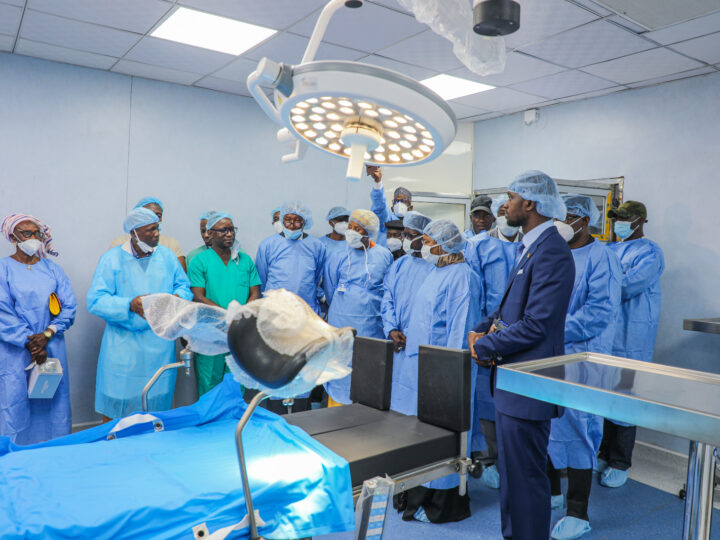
337,283,347,293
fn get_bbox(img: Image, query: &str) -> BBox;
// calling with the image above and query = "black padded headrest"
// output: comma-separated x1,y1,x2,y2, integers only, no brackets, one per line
417,345,471,432
350,337,394,410
227,315,310,389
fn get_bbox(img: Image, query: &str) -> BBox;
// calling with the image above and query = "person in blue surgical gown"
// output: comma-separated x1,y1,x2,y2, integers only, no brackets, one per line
88,207,192,420
324,209,393,405
598,200,664,488
318,206,350,257
0,214,77,444
366,165,413,247
380,211,433,415
400,219,483,524
547,195,622,540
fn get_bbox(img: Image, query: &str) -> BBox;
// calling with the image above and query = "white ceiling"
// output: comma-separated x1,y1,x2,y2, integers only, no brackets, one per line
1,0,719,122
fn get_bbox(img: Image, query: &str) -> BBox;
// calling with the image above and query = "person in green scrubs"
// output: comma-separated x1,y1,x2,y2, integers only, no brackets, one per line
187,212,261,395
186,211,213,267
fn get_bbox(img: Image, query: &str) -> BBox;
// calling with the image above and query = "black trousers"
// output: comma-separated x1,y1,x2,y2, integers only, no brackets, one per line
547,460,592,521
598,419,636,471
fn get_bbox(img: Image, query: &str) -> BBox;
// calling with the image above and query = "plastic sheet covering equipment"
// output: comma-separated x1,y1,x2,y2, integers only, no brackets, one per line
0,376,354,539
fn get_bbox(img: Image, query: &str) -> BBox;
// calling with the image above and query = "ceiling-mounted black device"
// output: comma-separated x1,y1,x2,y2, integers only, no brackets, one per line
473,0,521,36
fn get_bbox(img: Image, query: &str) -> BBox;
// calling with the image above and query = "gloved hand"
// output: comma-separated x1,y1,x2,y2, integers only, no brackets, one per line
389,329,406,352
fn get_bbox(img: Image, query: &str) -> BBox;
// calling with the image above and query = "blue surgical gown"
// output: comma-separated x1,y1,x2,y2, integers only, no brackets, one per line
404,261,483,490
0,257,77,445
548,241,622,469
380,255,433,415
608,238,664,362
324,243,393,404
87,245,192,419
370,185,402,247
255,233,326,315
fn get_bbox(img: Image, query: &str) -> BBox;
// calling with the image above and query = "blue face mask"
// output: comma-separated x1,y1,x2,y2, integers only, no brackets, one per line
283,227,303,240
614,220,636,241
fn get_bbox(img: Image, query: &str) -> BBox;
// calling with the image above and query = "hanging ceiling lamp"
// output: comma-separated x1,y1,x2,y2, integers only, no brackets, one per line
247,0,457,181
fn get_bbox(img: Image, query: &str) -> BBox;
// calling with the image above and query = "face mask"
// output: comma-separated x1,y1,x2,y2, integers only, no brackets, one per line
421,244,440,265
393,202,408,218
345,229,366,249
283,227,303,240
614,220,637,241
496,216,519,238
273,221,283,234
386,237,403,252
333,222,348,236
402,238,415,252
17,238,42,257
133,230,156,254
554,221,576,243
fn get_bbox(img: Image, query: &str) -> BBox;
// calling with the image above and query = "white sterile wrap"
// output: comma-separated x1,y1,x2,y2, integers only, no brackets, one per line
399,0,506,76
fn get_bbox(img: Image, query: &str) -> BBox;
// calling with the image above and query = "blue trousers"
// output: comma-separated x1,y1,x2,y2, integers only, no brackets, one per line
495,410,551,540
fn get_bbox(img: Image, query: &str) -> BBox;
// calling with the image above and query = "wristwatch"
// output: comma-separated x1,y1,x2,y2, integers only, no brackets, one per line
43,330,53,339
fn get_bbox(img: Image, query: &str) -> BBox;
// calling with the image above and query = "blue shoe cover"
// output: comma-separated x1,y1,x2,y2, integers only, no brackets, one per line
551,493,565,510
551,516,591,539
480,464,500,489
600,466,628,488
413,506,430,523
593,457,608,475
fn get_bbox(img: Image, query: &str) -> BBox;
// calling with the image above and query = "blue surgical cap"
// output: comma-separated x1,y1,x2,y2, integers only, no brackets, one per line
394,187,412,201
326,206,350,221
562,194,601,227
423,219,466,254
281,201,314,230
134,197,164,211
200,211,213,221
206,211,233,231
123,207,159,233
491,196,508,217
403,211,431,233
508,170,566,220
270,206,281,218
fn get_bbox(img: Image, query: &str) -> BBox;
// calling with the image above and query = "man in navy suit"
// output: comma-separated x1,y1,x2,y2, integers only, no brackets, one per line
469,171,575,540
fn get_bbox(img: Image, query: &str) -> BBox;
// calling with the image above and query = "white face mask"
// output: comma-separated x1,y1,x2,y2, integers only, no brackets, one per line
555,220,576,243
133,230,156,254
496,216,519,238
272,221,283,234
393,202,408,218
345,229,366,249
17,238,42,257
386,237,403,252
333,222,349,236
402,238,414,252
421,244,441,265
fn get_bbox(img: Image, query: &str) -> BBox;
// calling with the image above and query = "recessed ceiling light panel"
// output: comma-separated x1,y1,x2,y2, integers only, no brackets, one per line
421,74,495,100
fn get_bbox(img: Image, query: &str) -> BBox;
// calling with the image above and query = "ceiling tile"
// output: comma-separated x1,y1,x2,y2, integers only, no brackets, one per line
567,0,614,16
243,32,364,64
510,69,616,99
194,75,251,96
112,59,203,85
20,10,140,57
359,54,437,80
26,0,172,34
464,111,504,122
503,0,599,50
590,0,720,30
0,0,25,6
449,51,566,87
0,3,22,36
447,101,489,120
14,38,118,69
288,2,424,54
211,57,259,83
542,86,625,106
626,66,717,88
454,87,544,112
125,36,234,73
645,10,720,45
670,31,720,64
177,0,326,30
367,0,412,15
0,34,15,52
607,14,647,34
581,47,703,84
376,30,462,72
519,20,655,68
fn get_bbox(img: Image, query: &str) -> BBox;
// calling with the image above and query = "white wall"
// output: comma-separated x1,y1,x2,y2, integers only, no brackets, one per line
473,71,720,453
0,52,373,425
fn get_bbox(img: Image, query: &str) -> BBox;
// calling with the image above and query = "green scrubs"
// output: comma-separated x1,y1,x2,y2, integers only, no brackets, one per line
188,248,261,395
186,245,207,267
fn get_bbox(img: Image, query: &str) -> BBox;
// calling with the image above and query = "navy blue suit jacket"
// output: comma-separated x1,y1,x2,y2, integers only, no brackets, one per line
473,225,575,421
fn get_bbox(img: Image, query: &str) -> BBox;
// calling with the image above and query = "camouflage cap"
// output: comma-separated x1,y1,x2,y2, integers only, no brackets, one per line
608,200,647,220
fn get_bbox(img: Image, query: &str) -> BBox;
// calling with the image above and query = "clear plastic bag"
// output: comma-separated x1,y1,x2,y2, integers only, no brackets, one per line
399,0,506,76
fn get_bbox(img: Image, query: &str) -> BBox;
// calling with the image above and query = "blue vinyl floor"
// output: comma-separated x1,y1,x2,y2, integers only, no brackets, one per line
319,475,720,539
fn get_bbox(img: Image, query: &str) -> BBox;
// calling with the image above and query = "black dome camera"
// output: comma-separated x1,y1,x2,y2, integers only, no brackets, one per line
473,0,521,36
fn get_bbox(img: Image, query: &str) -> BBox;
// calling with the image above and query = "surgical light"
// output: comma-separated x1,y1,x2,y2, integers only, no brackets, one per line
247,0,457,182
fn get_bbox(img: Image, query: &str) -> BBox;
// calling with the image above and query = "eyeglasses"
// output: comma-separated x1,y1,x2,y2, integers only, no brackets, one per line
402,232,421,240
211,227,237,235
14,229,44,240
283,218,305,227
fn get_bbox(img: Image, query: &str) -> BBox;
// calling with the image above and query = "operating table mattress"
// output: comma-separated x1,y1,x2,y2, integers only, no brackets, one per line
0,376,354,539
286,404,459,487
